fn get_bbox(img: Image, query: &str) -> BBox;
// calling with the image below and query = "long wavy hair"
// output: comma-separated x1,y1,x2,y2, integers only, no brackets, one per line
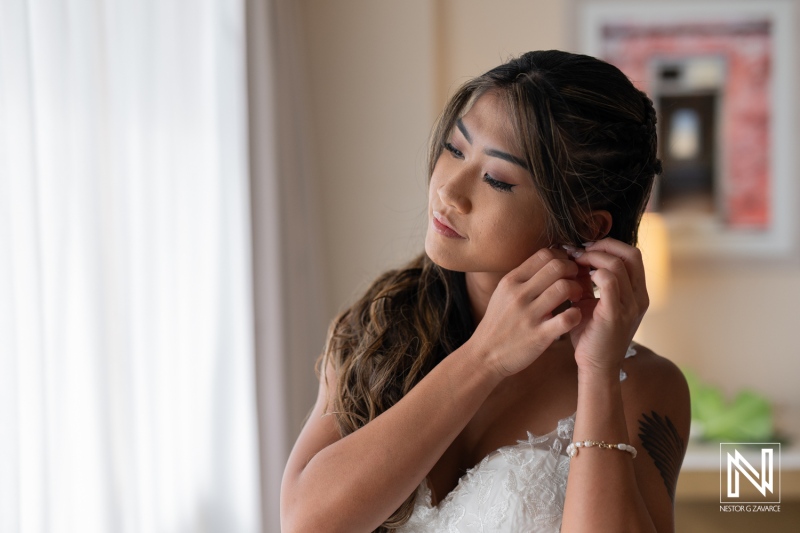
319,50,662,531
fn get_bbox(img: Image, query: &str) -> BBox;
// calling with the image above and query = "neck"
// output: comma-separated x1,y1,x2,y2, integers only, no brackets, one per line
464,271,506,325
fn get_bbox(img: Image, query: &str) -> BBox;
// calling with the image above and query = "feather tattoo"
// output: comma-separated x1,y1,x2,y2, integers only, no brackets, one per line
638,411,685,502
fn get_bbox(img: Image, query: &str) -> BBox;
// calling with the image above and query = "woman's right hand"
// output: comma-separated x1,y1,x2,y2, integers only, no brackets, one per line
469,247,585,378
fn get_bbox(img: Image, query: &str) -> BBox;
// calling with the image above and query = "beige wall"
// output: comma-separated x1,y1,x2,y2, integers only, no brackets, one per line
635,265,800,425
433,0,567,107
299,0,799,428
301,0,436,319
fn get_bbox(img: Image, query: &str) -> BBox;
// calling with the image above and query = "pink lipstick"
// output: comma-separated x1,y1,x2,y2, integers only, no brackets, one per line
432,211,465,239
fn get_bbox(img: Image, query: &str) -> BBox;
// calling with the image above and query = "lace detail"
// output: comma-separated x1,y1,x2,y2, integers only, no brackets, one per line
398,345,636,532
397,413,575,533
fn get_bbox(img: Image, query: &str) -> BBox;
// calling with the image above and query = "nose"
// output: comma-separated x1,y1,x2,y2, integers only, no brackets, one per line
437,166,473,214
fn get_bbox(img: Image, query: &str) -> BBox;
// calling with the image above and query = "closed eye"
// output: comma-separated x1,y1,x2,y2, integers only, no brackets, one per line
484,175,514,192
444,141,463,159
444,140,515,192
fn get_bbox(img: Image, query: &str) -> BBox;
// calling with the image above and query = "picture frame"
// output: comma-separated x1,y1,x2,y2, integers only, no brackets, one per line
578,0,797,261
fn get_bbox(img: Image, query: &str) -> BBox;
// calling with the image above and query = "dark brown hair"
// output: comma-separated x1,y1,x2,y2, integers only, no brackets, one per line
320,50,661,531
430,50,662,247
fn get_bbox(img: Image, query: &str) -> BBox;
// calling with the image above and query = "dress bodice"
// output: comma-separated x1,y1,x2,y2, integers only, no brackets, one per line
397,414,574,533
396,346,637,533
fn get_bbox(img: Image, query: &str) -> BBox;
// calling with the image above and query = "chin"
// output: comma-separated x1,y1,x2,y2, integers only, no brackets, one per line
425,242,504,274
424,234,471,272
425,239,459,271
425,229,544,274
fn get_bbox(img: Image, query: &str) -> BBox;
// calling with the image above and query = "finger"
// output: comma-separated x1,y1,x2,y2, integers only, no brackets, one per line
531,278,584,318
503,251,577,295
582,239,649,311
542,306,582,340
519,258,579,304
506,247,572,284
588,268,623,314
573,251,634,304
583,238,646,289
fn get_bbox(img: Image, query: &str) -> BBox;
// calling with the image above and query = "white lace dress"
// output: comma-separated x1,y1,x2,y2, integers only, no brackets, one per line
396,346,637,533
396,414,573,533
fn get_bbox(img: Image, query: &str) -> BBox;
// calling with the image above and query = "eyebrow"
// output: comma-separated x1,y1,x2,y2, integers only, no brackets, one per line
456,118,472,144
485,148,530,171
455,118,530,172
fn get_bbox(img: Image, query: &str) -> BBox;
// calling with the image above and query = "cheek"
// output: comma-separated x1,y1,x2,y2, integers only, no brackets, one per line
491,207,550,260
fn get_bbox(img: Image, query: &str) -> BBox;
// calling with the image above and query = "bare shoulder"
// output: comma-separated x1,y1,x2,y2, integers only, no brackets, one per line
620,342,691,448
621,342,690,420
620,343,691,522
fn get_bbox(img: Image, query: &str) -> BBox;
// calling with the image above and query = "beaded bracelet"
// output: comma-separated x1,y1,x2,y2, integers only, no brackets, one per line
566,439,637,459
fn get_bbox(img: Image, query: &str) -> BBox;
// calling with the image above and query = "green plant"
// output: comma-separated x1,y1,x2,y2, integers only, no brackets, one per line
682,368,773,442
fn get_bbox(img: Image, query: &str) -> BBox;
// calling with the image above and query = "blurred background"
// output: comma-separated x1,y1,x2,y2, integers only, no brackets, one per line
1,0,797,532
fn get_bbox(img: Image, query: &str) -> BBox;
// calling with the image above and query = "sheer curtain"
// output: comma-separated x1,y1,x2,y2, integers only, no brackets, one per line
247,0,328,530
0,1,261,532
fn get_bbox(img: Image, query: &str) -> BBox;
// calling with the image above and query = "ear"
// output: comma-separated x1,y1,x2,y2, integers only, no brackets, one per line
586,210,613,241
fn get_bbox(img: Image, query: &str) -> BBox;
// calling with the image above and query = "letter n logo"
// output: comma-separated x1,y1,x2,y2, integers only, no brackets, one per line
720,443,781,504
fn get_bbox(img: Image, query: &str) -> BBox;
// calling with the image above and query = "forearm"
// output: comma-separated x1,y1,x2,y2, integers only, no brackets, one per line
561,370,656,533
282,339,502,533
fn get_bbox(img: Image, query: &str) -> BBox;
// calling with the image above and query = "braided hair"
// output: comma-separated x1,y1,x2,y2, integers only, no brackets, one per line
325,50,662,532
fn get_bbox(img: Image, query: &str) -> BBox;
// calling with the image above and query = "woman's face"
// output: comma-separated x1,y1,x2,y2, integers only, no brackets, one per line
425,91,550,274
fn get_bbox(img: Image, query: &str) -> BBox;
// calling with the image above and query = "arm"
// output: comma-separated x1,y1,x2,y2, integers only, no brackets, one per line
281,248,585,533
280,340,502,533
561,239,691,533
563,352,690,532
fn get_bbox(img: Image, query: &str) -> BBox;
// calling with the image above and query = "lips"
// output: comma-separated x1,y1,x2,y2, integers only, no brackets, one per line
432,211,466,239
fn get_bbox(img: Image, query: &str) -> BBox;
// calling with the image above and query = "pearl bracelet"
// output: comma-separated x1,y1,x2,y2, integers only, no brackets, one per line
566,439,637,459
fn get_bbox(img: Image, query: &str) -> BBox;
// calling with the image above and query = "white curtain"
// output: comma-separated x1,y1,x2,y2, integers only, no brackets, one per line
0,1,261,532
246,0,328,530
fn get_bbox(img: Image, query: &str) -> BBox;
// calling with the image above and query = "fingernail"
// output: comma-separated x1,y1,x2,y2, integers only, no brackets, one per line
589,268,597,275
582,241,596,248
561,244,578,252
570,250,584,258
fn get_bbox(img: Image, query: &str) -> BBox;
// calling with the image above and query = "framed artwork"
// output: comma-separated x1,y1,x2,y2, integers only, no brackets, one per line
579,0,796,260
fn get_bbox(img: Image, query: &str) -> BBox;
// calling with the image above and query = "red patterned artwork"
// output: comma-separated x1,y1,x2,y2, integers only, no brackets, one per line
600,21,771,229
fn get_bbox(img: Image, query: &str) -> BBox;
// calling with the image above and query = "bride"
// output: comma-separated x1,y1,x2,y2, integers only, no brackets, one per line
280,50,690,533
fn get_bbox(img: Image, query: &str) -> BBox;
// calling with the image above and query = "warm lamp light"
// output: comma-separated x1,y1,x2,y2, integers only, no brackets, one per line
637,212,671,310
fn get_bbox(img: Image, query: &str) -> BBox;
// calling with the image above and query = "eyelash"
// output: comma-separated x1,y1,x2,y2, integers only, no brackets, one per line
443,141,463,159
443,141,515,193
483,175,514,192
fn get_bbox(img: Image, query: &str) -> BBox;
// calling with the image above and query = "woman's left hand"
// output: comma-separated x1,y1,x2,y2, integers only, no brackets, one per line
567,238,649,375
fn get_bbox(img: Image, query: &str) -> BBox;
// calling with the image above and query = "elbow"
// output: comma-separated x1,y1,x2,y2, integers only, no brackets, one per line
280,516,312,533
282,513,351,533
282,469,380,533
281,487,351,533
281,504,324,533
283,500,377,533
280,490,318,533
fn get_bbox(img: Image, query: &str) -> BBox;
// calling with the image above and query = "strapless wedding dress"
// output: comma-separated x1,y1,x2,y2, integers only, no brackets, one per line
396,414,574,533
396,346,637,533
